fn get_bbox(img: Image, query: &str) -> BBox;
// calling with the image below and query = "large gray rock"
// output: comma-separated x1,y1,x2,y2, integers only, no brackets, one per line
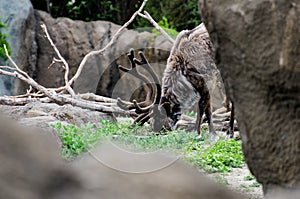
199,0,300,195
0,0,37,95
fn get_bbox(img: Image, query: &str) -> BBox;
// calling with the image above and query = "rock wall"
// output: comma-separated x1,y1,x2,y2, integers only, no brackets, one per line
0,0,36,95
199,0,300,195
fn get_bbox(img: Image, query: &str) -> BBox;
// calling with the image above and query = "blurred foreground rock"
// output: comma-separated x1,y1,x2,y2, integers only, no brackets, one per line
0,116,247,199
199,0,300,195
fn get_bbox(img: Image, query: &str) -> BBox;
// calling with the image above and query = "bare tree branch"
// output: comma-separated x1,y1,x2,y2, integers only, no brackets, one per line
138,11,175,43
3,45,30,79
41,24,75,97
78,93,117,103
0,96,52,105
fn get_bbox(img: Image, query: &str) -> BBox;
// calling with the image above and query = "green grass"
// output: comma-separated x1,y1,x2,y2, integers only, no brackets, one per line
244,175,255,181
249,182,261,188
52,120,245,173
185,111,197,118
215,175,229,185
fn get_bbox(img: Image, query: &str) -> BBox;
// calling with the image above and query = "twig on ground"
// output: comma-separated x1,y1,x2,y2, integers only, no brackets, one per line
0,96,52,105
0,46,132,115
0,67,132,114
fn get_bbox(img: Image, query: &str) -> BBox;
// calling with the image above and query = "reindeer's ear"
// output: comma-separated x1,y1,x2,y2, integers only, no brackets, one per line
160,96,167,103
160,101,171,115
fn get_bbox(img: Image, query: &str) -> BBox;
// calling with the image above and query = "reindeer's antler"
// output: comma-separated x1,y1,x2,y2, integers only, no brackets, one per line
117,49,161,126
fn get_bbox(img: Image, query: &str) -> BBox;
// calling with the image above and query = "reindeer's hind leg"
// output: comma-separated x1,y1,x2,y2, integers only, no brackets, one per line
226,102,235,139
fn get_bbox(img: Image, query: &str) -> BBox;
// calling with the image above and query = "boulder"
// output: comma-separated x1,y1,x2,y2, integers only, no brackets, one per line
0,0,37,95
199,0,300,195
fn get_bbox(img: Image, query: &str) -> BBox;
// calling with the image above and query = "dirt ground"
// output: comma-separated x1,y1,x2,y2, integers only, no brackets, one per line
207,166,263,199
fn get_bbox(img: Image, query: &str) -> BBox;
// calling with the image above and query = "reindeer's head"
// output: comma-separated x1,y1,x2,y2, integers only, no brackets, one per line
152,95,182,132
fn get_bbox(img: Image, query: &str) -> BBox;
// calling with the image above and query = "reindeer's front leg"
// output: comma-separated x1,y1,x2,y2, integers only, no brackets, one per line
195,95,207,141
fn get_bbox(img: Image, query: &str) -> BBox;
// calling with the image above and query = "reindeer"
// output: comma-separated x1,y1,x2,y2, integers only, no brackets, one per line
117,24,234,141
152,24,219,141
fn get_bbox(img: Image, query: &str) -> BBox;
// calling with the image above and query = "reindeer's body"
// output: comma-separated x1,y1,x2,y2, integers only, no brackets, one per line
157,24,218,140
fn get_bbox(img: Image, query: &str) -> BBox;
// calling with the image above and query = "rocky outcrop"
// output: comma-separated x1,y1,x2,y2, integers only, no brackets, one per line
199,0,300,195
0,102,115,132
0,0,37,95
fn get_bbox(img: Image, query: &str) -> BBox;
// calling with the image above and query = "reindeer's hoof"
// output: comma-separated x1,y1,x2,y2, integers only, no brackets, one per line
225,134,231,140
196,135,205,141
210,133,219,143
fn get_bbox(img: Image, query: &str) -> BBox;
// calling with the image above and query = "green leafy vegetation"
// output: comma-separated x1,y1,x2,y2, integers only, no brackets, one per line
152,16,179,39
249,182,261,188
244,175,255,181
52,122,102,159
186,111,197,118
215,175,229,185
30,0,201,31
240,183,251,192
53,120,200,159
52,120,245,174
185,139,245,173
0,17,12,60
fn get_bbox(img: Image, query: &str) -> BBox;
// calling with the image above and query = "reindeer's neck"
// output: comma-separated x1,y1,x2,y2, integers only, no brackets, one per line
163,68,199,113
